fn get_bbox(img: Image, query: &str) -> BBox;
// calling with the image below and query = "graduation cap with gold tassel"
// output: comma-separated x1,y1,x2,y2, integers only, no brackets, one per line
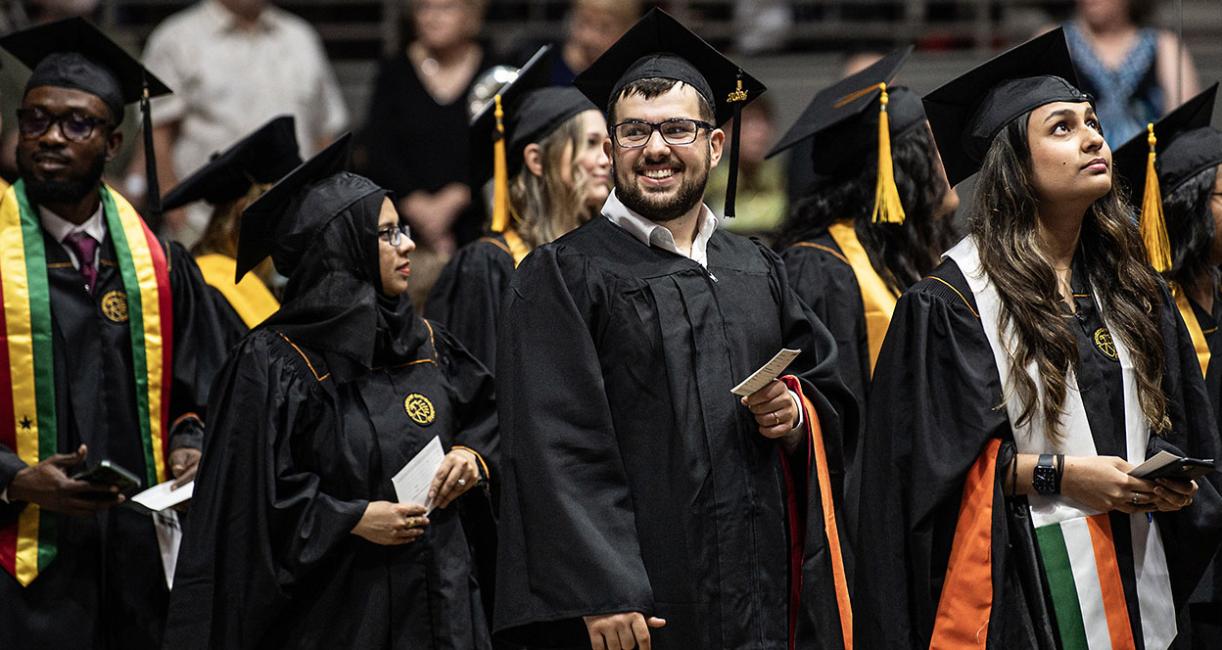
573,8,766,219
1114,83,1220,273
469,45,595,234
767,47,919,225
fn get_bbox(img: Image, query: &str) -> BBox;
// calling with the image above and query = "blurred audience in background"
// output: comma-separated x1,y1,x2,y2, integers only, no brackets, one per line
1059,0,1200,144
708,97,788,240
134,0,348,245
355,0,496,275
550,0,642,84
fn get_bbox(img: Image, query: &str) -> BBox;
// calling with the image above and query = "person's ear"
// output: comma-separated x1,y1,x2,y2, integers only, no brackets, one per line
105,128,124,163
523,143,545,177
708,128,725,168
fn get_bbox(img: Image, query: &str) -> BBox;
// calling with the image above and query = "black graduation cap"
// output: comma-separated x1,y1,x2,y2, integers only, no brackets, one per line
573,7,767,217
161,116,302,212
0,17,174,220
1112,83,1219,272
1114,83,1220,197
768,47,919,224
237,133,352,282
923,28,1088,187
469,45,596,232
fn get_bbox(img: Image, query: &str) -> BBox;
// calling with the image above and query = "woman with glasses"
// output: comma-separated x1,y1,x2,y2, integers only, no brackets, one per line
854,31,1221,648
425,49,609,371
164,136,499,650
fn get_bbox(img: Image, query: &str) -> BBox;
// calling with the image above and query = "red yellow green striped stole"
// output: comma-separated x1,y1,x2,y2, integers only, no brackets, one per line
0,180,172,586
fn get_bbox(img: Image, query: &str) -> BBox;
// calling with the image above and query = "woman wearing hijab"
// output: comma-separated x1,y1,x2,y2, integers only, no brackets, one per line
854,31,1222,649
163,136,498,650
425,47,610,370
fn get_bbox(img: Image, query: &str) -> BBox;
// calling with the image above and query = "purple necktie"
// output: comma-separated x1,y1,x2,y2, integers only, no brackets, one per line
63,232,99,294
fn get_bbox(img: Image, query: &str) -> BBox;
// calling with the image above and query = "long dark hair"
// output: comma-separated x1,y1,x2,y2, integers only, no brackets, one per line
971,114,1169,437
1163,165,1219,292
774,124,956,293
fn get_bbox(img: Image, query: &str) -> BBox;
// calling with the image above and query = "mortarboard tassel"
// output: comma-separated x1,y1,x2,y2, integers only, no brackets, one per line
1140,122,1172,272
490,94,510,234
724,70,748,219
870,83,905,225
140,76,163,229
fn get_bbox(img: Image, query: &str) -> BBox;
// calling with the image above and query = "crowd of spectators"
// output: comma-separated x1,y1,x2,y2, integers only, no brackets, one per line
0,0,1209,301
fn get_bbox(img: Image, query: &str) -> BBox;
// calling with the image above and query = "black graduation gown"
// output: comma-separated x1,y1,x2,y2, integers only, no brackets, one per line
780,234,869,412
0,228,231,649
854,257,1222,649
493,216,857,649
1187,293,1222,613
424,234,517,371
163,322,498,650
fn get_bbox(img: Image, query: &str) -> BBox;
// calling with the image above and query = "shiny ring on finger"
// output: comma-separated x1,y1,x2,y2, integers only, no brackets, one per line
458,478,467,487
772,412,780,426
1131,493,1141,506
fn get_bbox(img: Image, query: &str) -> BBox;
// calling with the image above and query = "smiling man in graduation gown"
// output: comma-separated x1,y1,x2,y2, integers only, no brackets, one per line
492,10,857,650
0,18,231,649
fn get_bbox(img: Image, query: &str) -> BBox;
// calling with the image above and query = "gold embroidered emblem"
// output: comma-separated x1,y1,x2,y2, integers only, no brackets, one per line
101,290,128,323
1093,327,1118,360
404,393,435,426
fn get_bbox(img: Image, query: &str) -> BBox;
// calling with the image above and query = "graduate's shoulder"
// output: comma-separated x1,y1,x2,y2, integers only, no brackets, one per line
778,233,857,281
449,235,517,272
237,327,333,386
903,257,981,320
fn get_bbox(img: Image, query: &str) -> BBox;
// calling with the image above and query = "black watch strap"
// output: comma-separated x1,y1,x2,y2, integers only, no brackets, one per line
1033,453,1060,495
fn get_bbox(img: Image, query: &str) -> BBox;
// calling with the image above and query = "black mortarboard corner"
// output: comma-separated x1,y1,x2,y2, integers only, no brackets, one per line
470,45,594,233
573,8,767,218
923,28,1088,188
162,116,302,211
237,133,352,282
0,17,174,224
768,46,918,224
1113,83,1219,272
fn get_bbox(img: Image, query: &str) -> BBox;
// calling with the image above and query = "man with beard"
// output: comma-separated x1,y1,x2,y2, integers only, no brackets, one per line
492,9,856,650
0,18,230,649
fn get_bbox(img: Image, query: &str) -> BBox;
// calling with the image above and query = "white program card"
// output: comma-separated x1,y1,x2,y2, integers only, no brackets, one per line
131,479,195,511
731,348,802,397
392,436,445,512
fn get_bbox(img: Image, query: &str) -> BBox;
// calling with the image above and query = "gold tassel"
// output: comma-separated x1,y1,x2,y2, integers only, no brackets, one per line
870,83,906,225
491,94,510,234
1140,122,1172,272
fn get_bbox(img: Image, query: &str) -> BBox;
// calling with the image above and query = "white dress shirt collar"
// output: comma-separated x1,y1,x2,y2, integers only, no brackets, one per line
39,203,106,270
202,0,278,33
601,189,720,268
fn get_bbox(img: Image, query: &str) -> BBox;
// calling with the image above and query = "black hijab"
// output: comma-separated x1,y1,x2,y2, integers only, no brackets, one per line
260,172,430,382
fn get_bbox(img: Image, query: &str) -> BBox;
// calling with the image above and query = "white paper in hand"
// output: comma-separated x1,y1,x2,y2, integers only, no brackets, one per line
131,479,194,511
392,436,445,512
731,348,801,397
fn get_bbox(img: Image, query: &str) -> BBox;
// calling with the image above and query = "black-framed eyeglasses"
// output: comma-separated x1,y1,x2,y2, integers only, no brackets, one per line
16,108,112,142
377,223,412,247
612,119,714,148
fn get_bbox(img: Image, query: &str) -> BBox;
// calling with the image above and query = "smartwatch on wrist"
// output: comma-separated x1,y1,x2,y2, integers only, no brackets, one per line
1033,453,1060,495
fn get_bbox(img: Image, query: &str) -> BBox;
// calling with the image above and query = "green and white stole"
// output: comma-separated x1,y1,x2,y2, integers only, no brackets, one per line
0,181,173,587
946,236,1175,650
